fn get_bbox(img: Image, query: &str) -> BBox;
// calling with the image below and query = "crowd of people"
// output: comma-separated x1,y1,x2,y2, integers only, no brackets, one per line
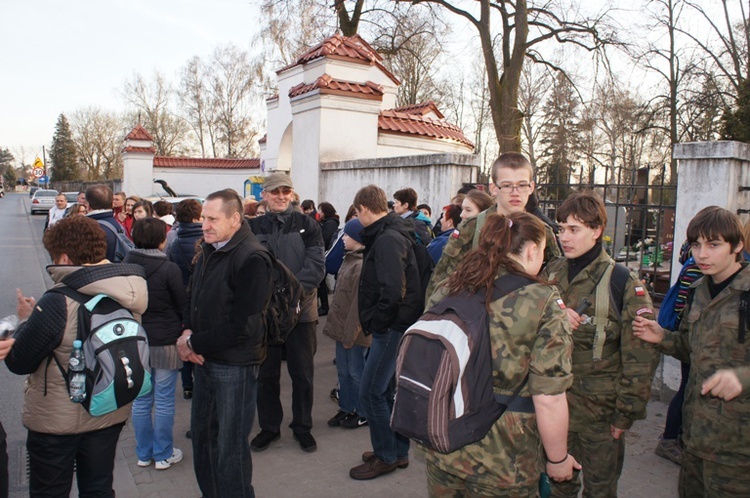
0,151,748,498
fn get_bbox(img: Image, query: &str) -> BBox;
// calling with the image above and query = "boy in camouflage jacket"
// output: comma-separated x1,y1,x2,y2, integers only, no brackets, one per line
545,192,659,498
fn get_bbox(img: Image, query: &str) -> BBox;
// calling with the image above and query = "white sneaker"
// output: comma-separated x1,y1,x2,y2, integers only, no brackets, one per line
136,459,151,467
155,448,183,470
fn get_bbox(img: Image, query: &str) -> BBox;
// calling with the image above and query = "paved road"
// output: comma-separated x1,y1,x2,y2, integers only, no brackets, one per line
0,190,680,497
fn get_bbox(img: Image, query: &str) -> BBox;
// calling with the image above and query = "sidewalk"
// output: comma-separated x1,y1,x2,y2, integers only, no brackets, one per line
73,318,679,497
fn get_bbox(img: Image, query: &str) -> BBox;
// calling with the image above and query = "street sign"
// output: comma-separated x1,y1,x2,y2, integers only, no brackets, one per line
33,168,44,178
39,175,49,183
33,157,44,168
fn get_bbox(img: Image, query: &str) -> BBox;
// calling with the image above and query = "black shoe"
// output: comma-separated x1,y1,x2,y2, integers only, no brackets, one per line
183,389,193,399
340,413,368,429
185,430,191,439
318,307,329,316
250,430,280,451
328,410,349,427
330,387,339,402
293,432,317,452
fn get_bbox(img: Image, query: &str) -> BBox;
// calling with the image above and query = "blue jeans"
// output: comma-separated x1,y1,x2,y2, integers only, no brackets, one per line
359,329,409,464
132,368,179,462
192,361,259,498
336,342,367,414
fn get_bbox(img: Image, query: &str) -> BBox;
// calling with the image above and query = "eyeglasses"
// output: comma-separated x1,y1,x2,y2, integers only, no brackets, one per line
495,182,532,193
267,187,292,196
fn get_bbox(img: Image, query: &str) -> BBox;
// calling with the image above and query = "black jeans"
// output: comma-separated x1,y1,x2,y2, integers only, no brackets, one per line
257,321,317,434
664,361,690,440
26,423,124,498
1,421,8,498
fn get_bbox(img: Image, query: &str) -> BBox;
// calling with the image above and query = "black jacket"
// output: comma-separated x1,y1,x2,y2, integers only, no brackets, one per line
87,211,123,262
123,249,187,346
358,212,422,334
167,222,203,286
321,216,340,251
249,206,325,322
184,222,273,366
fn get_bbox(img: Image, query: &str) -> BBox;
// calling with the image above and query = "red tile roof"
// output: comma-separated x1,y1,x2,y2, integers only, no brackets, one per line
126,124,154,141
278,34,400,85
122,145,156,154
391,101,444,119
289,74,384,100
379,110,474,149
153,157,260,170
258,135,267,144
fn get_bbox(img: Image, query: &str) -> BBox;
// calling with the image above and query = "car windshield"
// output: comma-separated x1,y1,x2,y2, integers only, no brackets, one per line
64,193,78,202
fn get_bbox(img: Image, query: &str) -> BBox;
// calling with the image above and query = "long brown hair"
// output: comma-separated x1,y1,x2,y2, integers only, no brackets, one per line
445,212,546,304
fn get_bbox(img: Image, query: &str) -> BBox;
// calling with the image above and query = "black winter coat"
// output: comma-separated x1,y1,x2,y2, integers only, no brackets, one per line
184,222,273,366
321,216,340,251
123,250,187,346
167,222,203,286
358,212,422,334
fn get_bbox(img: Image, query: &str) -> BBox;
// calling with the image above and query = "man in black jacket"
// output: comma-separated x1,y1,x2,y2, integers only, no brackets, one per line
176,189,272,498
249,173,325,453
349,184,422,480
85,184,129,262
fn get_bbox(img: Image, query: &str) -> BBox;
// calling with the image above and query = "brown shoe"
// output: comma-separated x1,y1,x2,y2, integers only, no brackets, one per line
361,451,409,469
349,457,398,480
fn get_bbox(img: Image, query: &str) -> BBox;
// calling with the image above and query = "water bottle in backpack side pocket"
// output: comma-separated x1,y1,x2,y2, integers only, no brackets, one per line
0,314,19,340
69,339,87,403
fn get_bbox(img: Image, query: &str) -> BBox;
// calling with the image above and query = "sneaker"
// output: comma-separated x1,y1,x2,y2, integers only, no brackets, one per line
183,389,193,400
293,432,317,452
155,448,183,470
655,437,682,465
136,459,151,467
340,413,368,429
362,451,409,469
350,457,397,480
185,430,191,439
330,387,339,402
328,410,349,427
250,430,280,452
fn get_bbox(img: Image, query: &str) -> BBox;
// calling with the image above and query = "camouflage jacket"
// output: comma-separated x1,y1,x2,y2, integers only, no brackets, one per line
426,206,560,301
659,263,750,464
543,249,659,431
425,269,573,489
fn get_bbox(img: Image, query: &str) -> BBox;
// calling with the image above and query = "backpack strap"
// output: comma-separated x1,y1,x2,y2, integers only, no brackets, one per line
471,210,489,249
592,262,615,362
609,262,630,318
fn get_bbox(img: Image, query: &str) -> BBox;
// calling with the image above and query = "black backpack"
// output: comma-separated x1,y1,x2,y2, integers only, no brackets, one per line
391,273,534,454
263,253,304,345
411,241,435,313
97,219,134,263
49,286,152,416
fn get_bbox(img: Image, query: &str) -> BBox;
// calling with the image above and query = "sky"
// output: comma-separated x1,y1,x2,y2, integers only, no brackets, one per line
0,0,261,162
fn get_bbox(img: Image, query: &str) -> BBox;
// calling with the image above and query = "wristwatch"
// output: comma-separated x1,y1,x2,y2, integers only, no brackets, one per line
186,335,194,352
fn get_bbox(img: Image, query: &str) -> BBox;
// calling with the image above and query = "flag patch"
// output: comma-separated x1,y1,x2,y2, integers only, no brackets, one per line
636,307,653,316
634,286,646,296
556,298,566,310
451,230,460,239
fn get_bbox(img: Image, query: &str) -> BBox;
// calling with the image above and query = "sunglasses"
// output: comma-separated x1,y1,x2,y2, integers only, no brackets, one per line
268,187,292,195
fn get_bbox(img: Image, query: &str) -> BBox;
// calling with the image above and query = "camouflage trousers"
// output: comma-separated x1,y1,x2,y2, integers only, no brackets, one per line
426,460,538,497
679,450,750,497
550,429,624,498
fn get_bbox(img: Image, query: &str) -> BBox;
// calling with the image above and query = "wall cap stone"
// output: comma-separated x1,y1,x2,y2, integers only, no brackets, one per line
674,140,750,161
320,152,479,171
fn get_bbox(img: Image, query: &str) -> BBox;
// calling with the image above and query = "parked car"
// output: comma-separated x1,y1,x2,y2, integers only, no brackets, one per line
29,186,40,198
30,189,59,215
145,196,204,209
62,191,79,203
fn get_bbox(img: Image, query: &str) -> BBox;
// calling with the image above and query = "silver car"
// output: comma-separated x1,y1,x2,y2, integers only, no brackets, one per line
30,189,59,215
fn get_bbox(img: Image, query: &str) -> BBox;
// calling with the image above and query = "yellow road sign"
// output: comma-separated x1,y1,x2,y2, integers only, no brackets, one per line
33,157,44,168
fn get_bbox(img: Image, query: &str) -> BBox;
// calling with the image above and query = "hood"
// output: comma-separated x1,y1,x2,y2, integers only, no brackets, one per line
177,222,203,238
362,212,416,245
48,263,148,315
414,211,433,226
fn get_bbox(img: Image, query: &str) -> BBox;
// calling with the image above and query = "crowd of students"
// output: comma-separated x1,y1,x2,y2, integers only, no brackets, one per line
1,152,749,498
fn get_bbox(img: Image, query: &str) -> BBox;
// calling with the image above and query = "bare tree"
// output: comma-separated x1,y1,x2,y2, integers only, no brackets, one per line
123,71,191,156
70,107,124,180
178,57,213,157
518,62,553,170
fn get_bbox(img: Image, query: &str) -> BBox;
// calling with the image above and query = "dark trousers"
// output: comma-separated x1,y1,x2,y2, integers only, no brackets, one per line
318,280,329,310
0,421,8,498
26,423,124,498
664,362,690,440
181,361,194,390
257,321,316,434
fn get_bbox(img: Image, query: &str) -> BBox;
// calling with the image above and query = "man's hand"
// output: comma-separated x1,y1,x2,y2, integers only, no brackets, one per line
611,425,626,440
16,289,36,320
702,370,743,401
546,454,582,482
632,316,665,344
0,338,15,361
564,308,583,331
177,329,205,365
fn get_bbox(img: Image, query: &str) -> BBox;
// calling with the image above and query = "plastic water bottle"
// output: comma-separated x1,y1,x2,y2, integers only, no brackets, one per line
69,340,87,403
0,314,18,340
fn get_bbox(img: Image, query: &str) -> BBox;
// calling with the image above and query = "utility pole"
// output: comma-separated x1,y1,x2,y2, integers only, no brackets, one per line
42,145,48,188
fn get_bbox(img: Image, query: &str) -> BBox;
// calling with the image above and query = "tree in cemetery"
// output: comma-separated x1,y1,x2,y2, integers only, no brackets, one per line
124,72,191,156
538,72,584,201
70,107,124,181
0,148,16,186
49,113,80,181
722,76,750,142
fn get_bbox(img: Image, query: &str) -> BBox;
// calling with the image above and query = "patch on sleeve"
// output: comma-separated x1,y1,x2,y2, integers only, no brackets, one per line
556,298,567,309
634,286,646,296
636,307,653,316
451,229,460,239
